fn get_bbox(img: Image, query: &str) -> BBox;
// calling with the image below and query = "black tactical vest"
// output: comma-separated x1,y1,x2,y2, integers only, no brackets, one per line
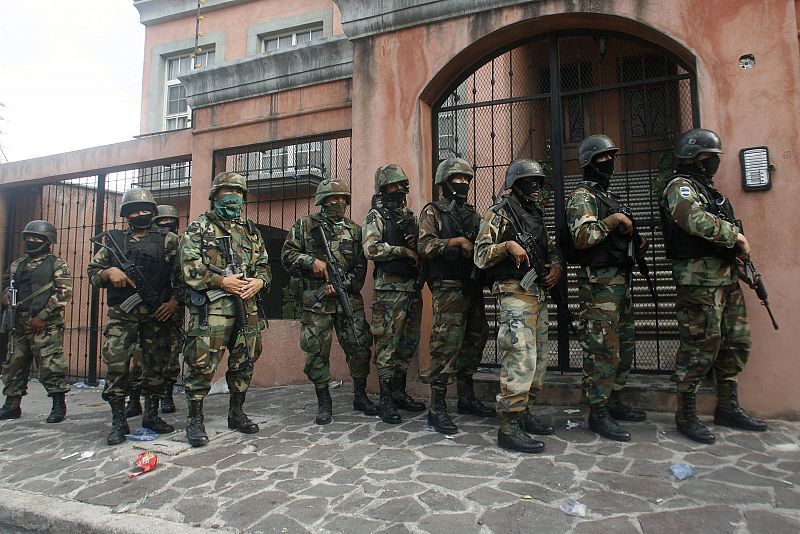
660,174,737,260
374,206,418,280
485,198,549,283
574,184,632,269
424,200,480,282
106,228,171,307
14,255,56,315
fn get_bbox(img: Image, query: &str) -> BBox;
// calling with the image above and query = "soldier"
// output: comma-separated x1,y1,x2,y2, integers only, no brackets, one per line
363,164,426,424
474,160,562,453
88,189,179,445
566,134,648,442
661,128,767,444
281,178,378,425
180,172,271,447
418,157,495,435
0,221,72,422
125,205,184,417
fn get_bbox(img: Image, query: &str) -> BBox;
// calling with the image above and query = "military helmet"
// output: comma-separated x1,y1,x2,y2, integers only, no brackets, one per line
22,220,57,244
119,188,157,218
504,159,546,189
435,157,474,186
315,178,351,206
374,164,409,194
675,128,724,159
577,135,618,168
153,204,179,223
209,172,248,201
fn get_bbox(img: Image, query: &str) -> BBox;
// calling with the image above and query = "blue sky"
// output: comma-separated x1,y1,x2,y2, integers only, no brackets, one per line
0,1,144,162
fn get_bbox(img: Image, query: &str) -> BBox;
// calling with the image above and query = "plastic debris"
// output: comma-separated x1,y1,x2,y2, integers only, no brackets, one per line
565,419,582,430
669,463,695,480
61,452,79,460
128,451,158,479
563,409,581,414
559,499,587,518
444,434,456,440
125,427,159,442
73,380,106,390
208,379,229,396
79,451,95,459
329,380,343,389
423,422,456,439
521,495,533,500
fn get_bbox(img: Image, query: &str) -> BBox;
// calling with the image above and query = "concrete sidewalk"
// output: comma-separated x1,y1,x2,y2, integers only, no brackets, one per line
0,381,799,533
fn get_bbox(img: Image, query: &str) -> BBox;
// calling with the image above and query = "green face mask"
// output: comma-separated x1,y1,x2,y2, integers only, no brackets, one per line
214,193,244,220
321,200,347,221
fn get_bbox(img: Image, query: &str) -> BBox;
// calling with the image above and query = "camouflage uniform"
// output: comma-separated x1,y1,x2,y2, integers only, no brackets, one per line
0,240,72,423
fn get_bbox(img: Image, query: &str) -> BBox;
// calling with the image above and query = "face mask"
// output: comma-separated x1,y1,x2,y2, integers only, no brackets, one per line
593,158,615,178
24,240,50,256
321,200,347,221
512,179,540,210
128,213,154,229
214,193,244,220
697,154,721,178
445,182,470,205
159,222,179,234
383,185,409,208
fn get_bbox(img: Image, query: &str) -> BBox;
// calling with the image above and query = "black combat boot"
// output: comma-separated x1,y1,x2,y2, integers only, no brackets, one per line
714,382,768,432
125,385,142,418
456,376,496,417
314,386,333,425
521,394,554,435
497,411,545,453
228,391,259,433
46,392,67,423
0,396,22,420
427,387,458,434
107,398,130,446
607,389,647,422
379,378,401,424
142,396,175,434
161,382,176,414
391,370,426,412
676,392,716,444
186,398,209,447
352,379,379,416
588,404,631,442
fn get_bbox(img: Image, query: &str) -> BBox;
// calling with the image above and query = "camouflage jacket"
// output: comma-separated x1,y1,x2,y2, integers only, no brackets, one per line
87,226,181,301
179,212,271,316
474,197,561,296
418,199,477,289
661,175,739,286
281,213,367,313
4,254,72,322
566,181,627,285
363,205,419,292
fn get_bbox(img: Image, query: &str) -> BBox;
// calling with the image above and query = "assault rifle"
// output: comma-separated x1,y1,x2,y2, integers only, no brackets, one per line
1,279,18,355
615,205,658,306
738,259,779,330
311,224,365,349
90,232,185,343
442,199,482,293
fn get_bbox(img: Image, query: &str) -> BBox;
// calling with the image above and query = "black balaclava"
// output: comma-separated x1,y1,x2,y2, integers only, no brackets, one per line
383,182,409,209
677,153,720,183
585,153,615,190
442,180,470,206
24,239,51,257
129,213,154,230
158,221,179,234
512,178,541,212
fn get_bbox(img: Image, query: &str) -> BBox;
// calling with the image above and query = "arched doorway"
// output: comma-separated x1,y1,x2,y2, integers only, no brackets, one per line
432,31,698,374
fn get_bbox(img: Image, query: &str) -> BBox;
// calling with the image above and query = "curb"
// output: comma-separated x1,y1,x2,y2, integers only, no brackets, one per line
0,487,235,534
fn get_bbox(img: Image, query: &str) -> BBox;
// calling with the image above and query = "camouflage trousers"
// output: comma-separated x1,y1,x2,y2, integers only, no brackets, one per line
300,305,372,387
101,305,170,402
671,283,750,393
371,289,422,379
182,310,263,400
129,329,182,390
2,312,69,397
422,284,488,390
577,279,635,406
495,289,549,412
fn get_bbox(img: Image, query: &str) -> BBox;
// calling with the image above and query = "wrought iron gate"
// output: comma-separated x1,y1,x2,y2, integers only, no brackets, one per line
432,32,698,373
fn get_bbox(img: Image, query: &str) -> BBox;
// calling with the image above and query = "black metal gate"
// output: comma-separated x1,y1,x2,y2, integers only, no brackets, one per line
432,31,698,373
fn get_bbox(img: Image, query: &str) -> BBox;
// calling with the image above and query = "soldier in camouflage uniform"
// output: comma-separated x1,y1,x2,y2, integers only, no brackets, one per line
566,135,648,442
126,205,184,417
418,157,495,435
282,179,378,425
88,189,179,445
474,160,562,453
363,164,426,424
180,172,271,447
661,128,767,444
0,221,72,423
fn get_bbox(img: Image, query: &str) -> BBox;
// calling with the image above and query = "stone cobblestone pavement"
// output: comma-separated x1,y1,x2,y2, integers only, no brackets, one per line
0,382,799,533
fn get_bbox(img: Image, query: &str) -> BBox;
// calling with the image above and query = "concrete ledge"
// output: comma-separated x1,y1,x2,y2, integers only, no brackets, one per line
134,0,256,25
0,487,233,534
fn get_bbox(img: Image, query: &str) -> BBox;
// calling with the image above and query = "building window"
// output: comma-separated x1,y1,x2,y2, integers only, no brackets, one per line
261,26,323,53
164,47,215,131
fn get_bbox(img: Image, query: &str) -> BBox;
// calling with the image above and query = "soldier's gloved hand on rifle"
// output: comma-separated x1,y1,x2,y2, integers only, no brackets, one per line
504,241,530,269
404,248,420,268
102,267,136,288
30,316,46,336
638,235,650,257
543,264,562,289
448,236,473,256
735,233,751,260
154,298,178,322
240,277,265,300
405,233,417,251
605,212,633,236
323,283,337,298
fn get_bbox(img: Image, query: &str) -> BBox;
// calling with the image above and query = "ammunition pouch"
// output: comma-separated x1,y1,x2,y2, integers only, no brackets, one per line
187,288,209,329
